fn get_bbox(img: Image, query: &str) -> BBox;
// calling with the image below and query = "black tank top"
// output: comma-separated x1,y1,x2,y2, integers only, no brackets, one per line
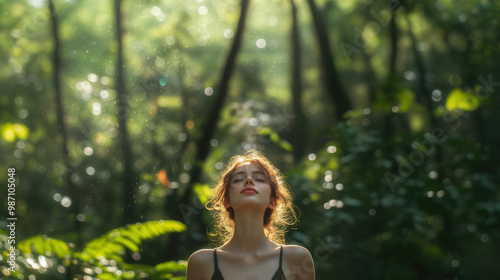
211,246,286,280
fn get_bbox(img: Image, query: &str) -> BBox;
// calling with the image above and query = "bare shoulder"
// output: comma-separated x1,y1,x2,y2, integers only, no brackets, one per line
186,249,214,280
282,245,315,280
188,249,214,263
283,244,313,261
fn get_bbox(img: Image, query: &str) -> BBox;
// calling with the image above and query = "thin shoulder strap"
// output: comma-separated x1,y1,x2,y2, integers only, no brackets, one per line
213,248,219,269
279,246,283,268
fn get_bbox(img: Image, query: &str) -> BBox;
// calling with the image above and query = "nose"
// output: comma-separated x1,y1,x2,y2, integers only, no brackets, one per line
244,177,254,186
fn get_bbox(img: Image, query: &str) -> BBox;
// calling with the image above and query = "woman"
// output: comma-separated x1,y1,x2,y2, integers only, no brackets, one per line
186,150,315,280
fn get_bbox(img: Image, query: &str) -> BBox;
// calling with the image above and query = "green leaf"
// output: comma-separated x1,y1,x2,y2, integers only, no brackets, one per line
96,272,119,280
309,193,320,202
1,122,29,142
194,183,215,204
114,236,139,252
258,127,293,152
397,89,415,112
445,88,480,111
18,235,72,259
279,140,293,152
150,261,188,278
154,261,187,273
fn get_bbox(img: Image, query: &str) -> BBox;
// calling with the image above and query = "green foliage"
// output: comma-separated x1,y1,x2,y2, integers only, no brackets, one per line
1,220,187,279
193,183,215,205
286,109,500,279
0,122,29,142
76,220,186,262
258,127,294,152
18,235,72,259
445,88,481,111
0,0,499,279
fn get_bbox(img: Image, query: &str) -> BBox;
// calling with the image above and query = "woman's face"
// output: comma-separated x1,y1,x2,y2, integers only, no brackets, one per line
226,161,275,211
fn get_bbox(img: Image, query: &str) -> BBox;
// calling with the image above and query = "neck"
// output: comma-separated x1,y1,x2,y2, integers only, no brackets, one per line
226,207,274,252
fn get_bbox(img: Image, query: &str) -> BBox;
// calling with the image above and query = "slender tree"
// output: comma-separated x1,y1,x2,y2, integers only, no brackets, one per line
289,0,307,161
114,0,137,225
382,6,406,136
404,12,433,118
389,12,399,75
180,0,250,207
305,0,351,120
165,0,251,258
48,0,83,248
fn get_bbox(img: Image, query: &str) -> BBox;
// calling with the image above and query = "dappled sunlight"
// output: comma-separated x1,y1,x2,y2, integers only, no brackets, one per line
1,0,499,279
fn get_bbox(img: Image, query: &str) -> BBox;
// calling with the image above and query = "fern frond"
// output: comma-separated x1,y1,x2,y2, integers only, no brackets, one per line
17,235,72,259
150,261,188,279
80,220,186,261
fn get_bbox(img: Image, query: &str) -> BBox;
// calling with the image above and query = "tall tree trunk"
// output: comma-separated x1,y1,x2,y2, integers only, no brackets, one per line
48,0,83,249
164,57,191,217
289,0,307,161
165,0,251,258
382,10,401,137
305,0,351,121
389,14,399,75
361,51,377,105
181,0,250,204
114,0,136,225
402,6,434,123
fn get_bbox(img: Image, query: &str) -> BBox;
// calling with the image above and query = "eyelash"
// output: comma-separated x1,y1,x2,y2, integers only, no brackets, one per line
233,179,265,183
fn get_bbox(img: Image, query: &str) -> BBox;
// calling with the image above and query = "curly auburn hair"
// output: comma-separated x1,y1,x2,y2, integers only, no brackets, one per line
205,150,297,245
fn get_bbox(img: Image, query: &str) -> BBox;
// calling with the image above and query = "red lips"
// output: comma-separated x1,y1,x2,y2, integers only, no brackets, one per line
240,187,258,194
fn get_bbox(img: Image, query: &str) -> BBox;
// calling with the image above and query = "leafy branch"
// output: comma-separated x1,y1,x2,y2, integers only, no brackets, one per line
2,220,187,280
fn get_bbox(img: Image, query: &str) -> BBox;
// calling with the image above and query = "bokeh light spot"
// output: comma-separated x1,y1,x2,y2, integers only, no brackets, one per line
84,147,93,156
186,120,195,130
432,89,442,102
92,102,102,115
404,71,416,81
61,196,72,207
324,174,332,182
151,6,161,17
76,213,85,222
204,87,214,96
198,6,208,15
327,146,337,153
256,39,267,49
86,166,95,175
100,90,109,99
179,173,190,184
101,76,110,85
224,29,234,39
87,73,98,82
215,162,223,170
53,193,62,202
268,16,278,27
19,109,29,119
210,139,218,147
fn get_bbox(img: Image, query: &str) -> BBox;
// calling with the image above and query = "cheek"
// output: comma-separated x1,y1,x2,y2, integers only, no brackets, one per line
263,184,274,198
227,185,238,200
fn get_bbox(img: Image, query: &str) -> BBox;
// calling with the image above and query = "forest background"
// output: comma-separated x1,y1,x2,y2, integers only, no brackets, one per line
0,0,499,279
